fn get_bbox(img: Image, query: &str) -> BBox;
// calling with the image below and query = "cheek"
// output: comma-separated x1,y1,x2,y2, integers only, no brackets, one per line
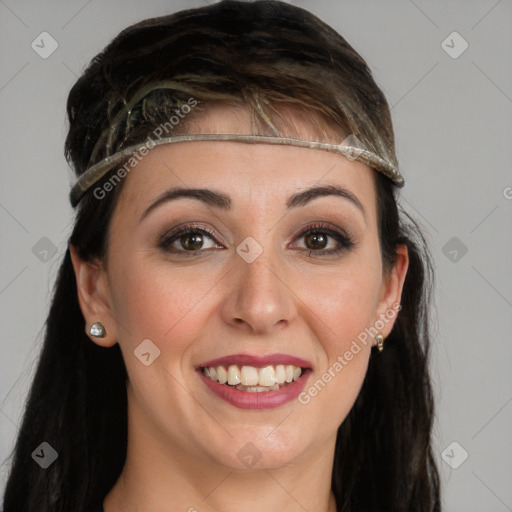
296,280,377,433
304,272,376,368
108,252,222,354
293,248,381,423
107,256,224,419
306,273,377,331
298,251,382,350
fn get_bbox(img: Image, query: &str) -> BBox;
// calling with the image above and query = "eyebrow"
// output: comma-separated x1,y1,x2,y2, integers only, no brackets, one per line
139,183,366,223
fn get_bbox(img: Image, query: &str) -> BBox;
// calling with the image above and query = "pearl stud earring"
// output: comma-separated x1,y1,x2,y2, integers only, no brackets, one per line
89,321,106,338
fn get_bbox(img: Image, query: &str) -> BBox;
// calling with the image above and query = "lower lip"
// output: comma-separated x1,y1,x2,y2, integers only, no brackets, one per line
197,369,312,410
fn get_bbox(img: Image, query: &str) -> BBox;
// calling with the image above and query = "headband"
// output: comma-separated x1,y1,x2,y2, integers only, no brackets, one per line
69,134,404,207
68,79,404,207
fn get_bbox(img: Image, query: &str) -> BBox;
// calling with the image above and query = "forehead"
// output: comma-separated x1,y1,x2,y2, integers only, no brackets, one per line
113,106,378,222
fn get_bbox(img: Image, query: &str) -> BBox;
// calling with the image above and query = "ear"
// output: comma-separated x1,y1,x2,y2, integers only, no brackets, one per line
373,243,409,344
69,244,117,347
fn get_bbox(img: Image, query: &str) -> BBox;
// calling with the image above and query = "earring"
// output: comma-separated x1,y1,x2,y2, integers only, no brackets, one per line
89,321,106,338
376,333,384,352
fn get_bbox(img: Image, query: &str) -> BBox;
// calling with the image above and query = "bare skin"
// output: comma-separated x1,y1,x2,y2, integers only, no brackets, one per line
71,106,408,512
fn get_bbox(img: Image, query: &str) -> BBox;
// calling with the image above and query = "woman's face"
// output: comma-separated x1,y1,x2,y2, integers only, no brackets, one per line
74,106,408,472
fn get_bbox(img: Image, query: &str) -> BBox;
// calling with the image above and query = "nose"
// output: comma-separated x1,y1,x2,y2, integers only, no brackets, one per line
219,249,297,335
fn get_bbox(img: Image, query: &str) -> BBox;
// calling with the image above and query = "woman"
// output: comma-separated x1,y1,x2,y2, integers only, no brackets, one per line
2,1,441,511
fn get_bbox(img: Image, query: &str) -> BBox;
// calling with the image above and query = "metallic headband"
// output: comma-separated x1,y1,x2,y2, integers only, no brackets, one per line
69,133,404,207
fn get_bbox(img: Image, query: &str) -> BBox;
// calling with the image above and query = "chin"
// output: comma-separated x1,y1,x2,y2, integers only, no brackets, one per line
210,426,309,471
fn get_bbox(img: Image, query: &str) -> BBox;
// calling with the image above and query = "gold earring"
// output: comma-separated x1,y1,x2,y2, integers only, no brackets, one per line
89,321,106,338
376,333,384,352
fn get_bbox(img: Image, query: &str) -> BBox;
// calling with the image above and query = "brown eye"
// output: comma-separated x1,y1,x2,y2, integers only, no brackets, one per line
159,225,222,254
294,222,355,256
179,232,205,251
304,232,328,250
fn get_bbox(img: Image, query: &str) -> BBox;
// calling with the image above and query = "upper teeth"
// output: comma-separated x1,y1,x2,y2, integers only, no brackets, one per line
202,364,303,386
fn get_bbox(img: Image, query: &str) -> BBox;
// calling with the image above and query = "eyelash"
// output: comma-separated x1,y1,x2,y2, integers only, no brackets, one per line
158,222,355,257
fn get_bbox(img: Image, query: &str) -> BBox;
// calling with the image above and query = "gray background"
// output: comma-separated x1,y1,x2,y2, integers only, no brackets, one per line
1,0,511,510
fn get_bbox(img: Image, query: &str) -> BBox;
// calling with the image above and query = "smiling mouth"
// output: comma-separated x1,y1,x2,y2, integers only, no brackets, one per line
200,364,307,392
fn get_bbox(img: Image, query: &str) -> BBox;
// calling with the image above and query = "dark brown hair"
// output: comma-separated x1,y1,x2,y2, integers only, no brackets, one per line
2,2,441,511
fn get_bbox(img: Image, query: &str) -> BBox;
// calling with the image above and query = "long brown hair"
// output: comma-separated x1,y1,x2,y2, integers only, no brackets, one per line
2,2,441,510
